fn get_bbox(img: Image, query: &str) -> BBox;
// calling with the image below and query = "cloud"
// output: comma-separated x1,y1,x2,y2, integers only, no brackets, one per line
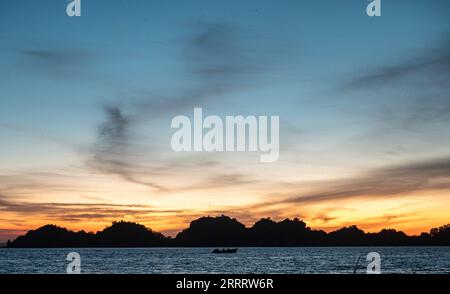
344,36,450,89
343,37,450,127
87,21,275,191
0,198,187,221
186,22,262,80
17,48,88,65
88,104,257,192
0,229,28,243
14,46,93,76
263,157,450,206
168,172,259,193
88,105,168,191
309,213,337,223
313,212,421,233
129,21,269,118
98,106,130,144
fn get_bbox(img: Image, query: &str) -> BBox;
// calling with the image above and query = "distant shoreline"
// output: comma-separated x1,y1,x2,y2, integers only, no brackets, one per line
4,244,450,248
5,216,450,248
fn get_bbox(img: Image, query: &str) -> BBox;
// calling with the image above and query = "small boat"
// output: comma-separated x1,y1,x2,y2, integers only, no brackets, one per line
212,248,238,254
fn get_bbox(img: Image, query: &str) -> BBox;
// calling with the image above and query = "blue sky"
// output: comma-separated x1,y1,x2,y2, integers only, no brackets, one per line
0,0,450,239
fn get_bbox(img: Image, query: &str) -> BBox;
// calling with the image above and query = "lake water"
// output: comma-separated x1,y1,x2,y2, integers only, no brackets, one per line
0,247,449,274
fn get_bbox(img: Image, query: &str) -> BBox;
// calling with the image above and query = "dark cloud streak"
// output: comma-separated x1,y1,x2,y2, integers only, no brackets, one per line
343,38,450,127
264,157,450,206
88,21,274,191
344,36,450,89
14,46,93,76
88,106,168,191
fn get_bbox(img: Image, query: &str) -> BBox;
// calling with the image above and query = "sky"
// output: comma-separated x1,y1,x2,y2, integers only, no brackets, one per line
1,0,450,241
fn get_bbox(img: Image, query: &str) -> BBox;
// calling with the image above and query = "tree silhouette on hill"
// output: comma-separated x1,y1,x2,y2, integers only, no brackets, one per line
96,221,169,247
248,217,327,246
7,225,95,248
327,225,367,246
175,215,246,246
430,224,450,245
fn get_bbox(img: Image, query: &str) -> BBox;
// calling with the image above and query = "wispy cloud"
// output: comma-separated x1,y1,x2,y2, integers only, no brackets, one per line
345,46,450,89
87,21,276,191
343,37,450,127
130,21,271,117
17,47,90,66
87,106,168,191
0,197,188,221
260,157,450,206
14,46,93,76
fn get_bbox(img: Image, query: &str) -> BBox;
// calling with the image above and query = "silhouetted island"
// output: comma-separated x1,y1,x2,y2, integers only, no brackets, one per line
4,216,450,248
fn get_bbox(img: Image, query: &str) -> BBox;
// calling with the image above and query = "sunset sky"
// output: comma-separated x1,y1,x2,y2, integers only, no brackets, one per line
1,0,450,242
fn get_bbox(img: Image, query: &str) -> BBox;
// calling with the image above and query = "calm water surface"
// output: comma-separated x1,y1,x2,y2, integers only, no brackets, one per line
0,247,449,274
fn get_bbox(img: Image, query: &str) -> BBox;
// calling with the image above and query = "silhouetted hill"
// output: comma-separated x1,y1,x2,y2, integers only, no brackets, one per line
429,224,450,245
4,216,450,248
96,221,169,247
248,218,327,246
327,225,367,246
368,229,409,246
175,216,246,246
6,225,95,248
6,221,169,248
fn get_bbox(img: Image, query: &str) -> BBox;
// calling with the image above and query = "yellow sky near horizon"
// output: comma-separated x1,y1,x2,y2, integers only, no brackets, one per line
1,169,449,242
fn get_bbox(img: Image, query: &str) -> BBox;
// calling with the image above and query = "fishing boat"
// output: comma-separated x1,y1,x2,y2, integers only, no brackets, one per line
212,248,238,254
